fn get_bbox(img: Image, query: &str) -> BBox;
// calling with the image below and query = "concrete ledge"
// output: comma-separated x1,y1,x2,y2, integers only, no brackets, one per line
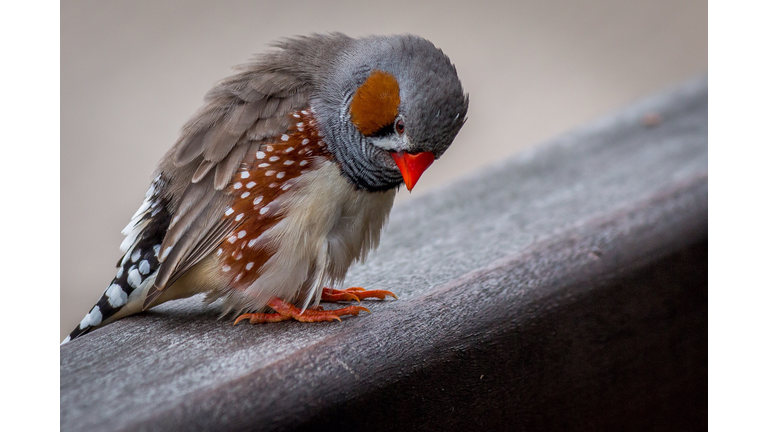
61,77,708,431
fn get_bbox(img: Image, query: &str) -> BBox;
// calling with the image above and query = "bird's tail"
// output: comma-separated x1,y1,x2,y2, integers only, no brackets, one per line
62,176,170,345
62,245,162,344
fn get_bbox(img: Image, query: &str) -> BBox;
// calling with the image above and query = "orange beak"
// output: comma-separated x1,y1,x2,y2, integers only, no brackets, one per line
390,151,435,192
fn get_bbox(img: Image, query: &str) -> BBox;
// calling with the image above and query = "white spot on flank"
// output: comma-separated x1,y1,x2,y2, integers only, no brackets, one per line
138,260,150,275
281,134,289,141
222,265,231,272
233,182,242,189
253,196,263,205
241,191,250,199
276,172,285,179
106,284,128,308
127,269,142,288
225,208,234,216
228,235,237,243
246,262,254,270
246,181,256,188
284,160,294,165
240,172,250,179
248,239,257,248
292,113,300,118
234,273,243,282
299,160,308,166
238,230,247,238
301,110,308,115
235,252,242,260
269,156,279,162
260,206,269,215
216,248,223,256
131,249,141,262
235,213,244,221
269,182,279,188
258,163,270,168
265,170,275,176
296,122,304,128
79,306,103,329
285,147,294,153
256,151,266,159
301,139,309,145
266,145,274,152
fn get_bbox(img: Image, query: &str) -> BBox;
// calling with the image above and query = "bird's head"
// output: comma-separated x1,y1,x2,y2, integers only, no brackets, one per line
314,35,469,192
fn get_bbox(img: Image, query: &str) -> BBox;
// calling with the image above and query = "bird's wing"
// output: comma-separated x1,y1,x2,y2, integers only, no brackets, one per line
141,62,313,308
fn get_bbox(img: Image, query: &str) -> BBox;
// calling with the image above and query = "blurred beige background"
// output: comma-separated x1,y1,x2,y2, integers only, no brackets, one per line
61,0,707,340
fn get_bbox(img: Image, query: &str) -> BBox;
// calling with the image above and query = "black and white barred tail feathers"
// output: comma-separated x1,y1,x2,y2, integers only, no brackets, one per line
63,177,171,344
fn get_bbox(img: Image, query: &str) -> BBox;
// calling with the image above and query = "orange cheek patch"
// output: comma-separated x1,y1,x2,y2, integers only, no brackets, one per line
349,70,400,136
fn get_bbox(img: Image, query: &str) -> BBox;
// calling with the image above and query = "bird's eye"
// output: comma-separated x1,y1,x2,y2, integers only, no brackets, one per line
395,118,405,134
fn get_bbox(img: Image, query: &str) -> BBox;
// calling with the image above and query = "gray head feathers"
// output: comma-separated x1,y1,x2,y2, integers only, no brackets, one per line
308,34,469,191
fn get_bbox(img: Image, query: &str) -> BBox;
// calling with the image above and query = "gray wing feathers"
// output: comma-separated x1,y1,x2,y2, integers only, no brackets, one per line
147,35,354,301
162,177,216,252
214,141,249,190
156,193,232,290
174,132,206,166
224,102,262,134
191,159,215,183
201,123,241,165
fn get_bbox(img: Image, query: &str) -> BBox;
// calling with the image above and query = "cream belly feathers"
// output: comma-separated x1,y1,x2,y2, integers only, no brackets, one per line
178,160,396,315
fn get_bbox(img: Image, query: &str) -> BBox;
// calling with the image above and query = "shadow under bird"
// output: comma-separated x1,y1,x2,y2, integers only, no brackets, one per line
64,33,468,344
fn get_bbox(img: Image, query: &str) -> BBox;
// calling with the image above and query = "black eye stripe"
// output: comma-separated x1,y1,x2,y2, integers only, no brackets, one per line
368,122,395,138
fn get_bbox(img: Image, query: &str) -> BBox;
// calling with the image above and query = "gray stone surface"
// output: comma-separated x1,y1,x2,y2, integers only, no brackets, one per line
61,77,707,431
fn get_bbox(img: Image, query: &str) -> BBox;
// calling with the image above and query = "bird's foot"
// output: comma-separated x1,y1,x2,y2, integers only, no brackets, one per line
234,297,369,325
321,287,398,302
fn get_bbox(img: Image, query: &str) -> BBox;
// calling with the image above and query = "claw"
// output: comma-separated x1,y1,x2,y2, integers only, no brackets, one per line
234,312,289,325
322,287,397,302
234,297,370,325
321,288,361,303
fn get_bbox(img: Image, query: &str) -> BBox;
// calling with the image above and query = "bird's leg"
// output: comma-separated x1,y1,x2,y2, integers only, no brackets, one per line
234,297,369,325
321,287,398,302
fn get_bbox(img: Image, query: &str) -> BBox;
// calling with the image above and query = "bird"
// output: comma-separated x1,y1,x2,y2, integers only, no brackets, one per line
63,33,468,344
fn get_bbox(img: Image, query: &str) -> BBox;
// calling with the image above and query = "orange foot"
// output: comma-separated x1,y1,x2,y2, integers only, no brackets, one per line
235,297,370,325
234,287,397,325
321,287,398,302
